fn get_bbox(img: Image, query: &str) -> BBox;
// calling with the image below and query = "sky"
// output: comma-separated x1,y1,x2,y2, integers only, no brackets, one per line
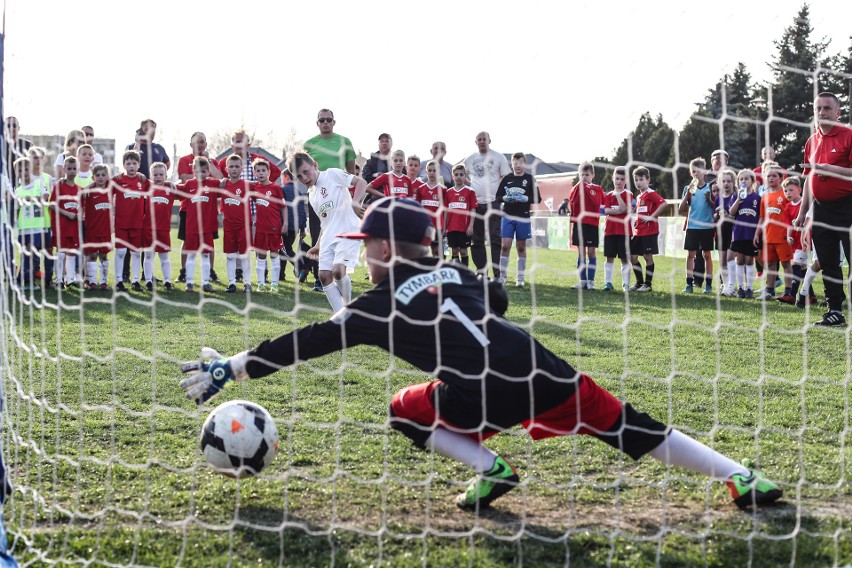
2,0,851,167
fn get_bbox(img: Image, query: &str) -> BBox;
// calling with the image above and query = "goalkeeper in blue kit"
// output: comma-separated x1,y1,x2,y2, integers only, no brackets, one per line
181,197,782,511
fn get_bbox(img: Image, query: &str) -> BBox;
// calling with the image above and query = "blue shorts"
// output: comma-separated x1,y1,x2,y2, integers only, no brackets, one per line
501,218,532,240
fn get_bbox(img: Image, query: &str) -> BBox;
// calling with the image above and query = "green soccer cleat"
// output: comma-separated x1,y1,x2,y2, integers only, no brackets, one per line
726,459,783,509
455,455,519,510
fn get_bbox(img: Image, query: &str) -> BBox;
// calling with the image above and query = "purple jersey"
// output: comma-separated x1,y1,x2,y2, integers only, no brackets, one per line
731,193,761,242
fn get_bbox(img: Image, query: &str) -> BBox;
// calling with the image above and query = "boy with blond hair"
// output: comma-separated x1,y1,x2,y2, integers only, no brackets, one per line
48,155,81,287
568,161,602,289
220,154,253,293
602,167,632,292
81,164,112,289
143,162,177,291
367,149,412,200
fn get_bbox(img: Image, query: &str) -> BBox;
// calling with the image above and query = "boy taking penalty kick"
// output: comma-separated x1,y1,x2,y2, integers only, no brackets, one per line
180,198,783,511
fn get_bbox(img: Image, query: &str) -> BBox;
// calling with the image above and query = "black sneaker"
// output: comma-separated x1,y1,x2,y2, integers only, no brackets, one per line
235,268,243,283
313,278,323,292
177,269,186,283
226,284,237,293
185,283,195,292
814,311,847,327
164,282,174,291
202,283,215,293
209,269,220,283
146,281,154,292
131,281,143,292
795,294,806,309
115,281,127,292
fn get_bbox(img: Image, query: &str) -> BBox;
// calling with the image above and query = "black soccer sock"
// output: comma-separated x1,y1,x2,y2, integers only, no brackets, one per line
632,263,644,286
809,284,816,297
705,274,714,288
686,276,693,286
791,265,804,296
461,255,469,267
645,263,655,287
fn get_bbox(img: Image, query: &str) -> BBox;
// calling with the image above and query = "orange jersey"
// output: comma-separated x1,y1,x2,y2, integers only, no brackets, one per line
759,189,790,243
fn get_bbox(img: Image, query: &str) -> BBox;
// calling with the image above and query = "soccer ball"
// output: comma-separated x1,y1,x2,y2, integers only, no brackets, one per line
200,400,279,478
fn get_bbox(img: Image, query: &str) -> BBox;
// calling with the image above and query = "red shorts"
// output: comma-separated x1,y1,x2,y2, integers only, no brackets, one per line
763,241,792,263
184,231,215,253
115,228,143,250
223,226,250,255
143,228,171,253
54,234,80,251
252,232,283,253
83,234,112,255
390,375,622,442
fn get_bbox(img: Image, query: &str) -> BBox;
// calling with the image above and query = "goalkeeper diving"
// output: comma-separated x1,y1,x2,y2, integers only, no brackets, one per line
181,195,782,511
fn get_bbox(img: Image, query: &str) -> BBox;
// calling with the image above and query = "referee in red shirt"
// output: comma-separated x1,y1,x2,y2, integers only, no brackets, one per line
796,92,852,327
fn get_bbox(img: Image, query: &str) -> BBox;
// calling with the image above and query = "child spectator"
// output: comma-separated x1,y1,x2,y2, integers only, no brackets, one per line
495,152,539,287
779,176,805,304
406,155,421,187
568,161,603,289
678,158,715,293
220,154,253,293
629,167,666,292
13,157,50,291
795,204,820,308
714,169,738,296
177,156,221,292
728,170,761,299
444,164,477,266
75,144,96,190
250,159,286,293
81,164,112,289
112,150,149,292
367,149,411,200
142,162,176,291
415,160,446,258
602,167,632,292
27,147,55,286
48,156,81,288
752,164,791,301
280,169,307,283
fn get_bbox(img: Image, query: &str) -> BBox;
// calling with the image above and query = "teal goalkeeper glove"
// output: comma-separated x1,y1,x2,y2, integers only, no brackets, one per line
180,347,249,404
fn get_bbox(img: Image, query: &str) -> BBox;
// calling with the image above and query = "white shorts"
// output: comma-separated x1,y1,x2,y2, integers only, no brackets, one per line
793,249,810,266
318,238,361,272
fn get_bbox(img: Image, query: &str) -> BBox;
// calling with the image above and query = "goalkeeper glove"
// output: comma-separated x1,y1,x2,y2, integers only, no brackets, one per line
180,347,249,404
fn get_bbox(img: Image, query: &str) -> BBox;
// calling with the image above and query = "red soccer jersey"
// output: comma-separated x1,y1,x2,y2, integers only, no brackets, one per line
604,189,632,237
50,180,81,240
220,179,252,231
179,178,221,236
443,186,478,233
112,174,149,229
416,182,445,230
145,184,176,232
783,200,803,251
633,189,666,237
178,155,220,212
568,182,603,226
759,189,790,243
251,182,285,234
81,185,113,237
803,125,852,202
370,172,412,199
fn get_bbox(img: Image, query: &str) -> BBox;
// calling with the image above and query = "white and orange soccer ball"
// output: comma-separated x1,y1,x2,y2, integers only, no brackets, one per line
200,400,279,478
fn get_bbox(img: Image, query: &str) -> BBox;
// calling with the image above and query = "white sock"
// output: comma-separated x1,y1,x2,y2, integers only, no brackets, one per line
64,255,76,283
517,257,526,281
604,261,614,284
323,282,344,313
144,252,154,283
737,264,745,289
87,261,97,283
130,251,141,282
802,266,819,296
271,257,281,284
337,274,352,303
114,249,127,282
726,260,737,290
719,260,728,290
649,429,747,480
226,254,237,285
426,428,498,473
256,258,267,285
56,253,65,283
746,264,755,290
100,260,109,284
620,263,631,288
499,256,509,280
201,254,211,285
240,256,251,282
185,253,196,285
159,252,172,282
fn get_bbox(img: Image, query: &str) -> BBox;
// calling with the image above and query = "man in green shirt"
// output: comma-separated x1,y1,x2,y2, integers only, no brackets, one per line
303,108,357,290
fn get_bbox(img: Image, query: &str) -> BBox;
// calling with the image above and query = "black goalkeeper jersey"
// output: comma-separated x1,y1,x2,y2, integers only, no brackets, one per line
246,257,581,430
494,173,539,218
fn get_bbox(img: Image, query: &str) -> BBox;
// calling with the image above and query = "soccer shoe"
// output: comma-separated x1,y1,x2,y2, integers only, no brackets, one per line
814,311,847,327
164,282,174,291
99,283,108,291
146,281,154,292
744,289,754,299
755,291,775,301
776,294,795,305
703,284,713,294
186,284,195,292
726,459,783,509
269,283,280,293
455,455,519,510
256,284,266,293
720,287,735,297
602,282,614,292
736,287,746,299
131,281,143,292
682,284,694,293
115,281,127,292
637,284,652,292
243,283,252,292
177,269,186,283
586,282,596,290
515,280,525,288
202,283,215,293
210,269,220,283
226,284,237,294
297,269,308,283
628,284,641,292
496,277,506,285
570,282,587,290
312,279,323,292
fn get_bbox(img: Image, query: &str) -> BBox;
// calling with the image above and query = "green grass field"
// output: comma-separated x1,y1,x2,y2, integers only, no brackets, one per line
1,245,850,567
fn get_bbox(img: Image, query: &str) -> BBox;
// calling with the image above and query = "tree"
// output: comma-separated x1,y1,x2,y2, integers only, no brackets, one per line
609,112,675,196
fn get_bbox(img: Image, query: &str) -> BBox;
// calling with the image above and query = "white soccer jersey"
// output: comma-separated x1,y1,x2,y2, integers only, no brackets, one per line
309,168,361,247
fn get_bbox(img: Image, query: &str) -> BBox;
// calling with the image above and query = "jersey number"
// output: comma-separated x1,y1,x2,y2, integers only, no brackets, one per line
439,298,490,347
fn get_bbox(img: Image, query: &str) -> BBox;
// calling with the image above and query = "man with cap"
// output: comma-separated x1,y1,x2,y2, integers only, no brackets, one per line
180,197,783,512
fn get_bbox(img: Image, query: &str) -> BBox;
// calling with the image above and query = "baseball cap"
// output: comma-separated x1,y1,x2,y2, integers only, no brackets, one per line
338,197,434,245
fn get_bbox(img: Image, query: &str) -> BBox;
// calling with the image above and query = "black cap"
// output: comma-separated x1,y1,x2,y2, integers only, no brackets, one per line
338,197,434,245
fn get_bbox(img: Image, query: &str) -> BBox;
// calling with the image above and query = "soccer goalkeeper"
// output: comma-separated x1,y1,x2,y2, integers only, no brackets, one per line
181,197,782,511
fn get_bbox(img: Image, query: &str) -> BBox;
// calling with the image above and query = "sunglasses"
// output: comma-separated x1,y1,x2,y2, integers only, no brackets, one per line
317,118,334,123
